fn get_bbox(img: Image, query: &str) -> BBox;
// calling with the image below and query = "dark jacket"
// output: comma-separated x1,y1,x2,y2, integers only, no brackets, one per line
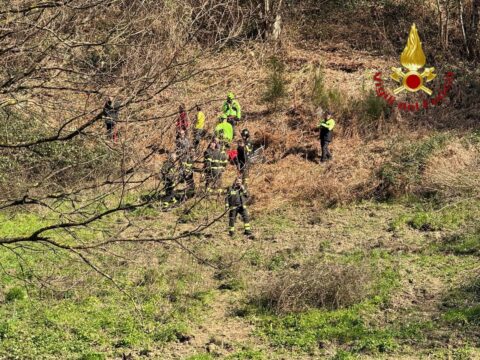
180,155,194,178
236,141,253,169
204,148,228,174
176,136,190,156
161,159,177,182
103,100,120,122
226,185,248,208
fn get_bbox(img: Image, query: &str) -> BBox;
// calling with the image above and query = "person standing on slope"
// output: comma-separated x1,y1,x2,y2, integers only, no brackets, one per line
222,92,241,132
176,104,190,138
214,114,234,148
193,104,206,150
203,140,228,193
175,129,191,158
318,111,335,162
102,98,120,142
160,152,178,209
235,128,254,189
225,178,253,238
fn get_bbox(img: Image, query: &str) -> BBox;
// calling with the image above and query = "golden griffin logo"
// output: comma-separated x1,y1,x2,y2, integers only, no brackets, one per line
390,24,437,95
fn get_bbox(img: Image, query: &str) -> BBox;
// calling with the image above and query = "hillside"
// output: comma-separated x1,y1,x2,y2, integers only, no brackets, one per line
1,1,480,359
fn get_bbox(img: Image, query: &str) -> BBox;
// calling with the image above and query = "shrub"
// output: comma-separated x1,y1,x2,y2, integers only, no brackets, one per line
252,261,372,314
377,134,449,199
311,67,345,114
5,287,25,302
441,226,480,255
360,90,390,123
263,56,287,110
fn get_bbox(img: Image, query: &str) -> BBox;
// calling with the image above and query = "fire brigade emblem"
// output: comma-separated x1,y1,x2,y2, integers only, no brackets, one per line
390,24,436,95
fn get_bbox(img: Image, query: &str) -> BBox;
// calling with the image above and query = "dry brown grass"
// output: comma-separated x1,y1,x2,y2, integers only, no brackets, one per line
250,136,388,210
423,140,480,199
251,261,372,314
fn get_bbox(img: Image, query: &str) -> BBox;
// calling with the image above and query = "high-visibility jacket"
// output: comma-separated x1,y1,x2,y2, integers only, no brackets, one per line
319,118,335,141
215,121,234,143
195,111,205,130
222,100,241,120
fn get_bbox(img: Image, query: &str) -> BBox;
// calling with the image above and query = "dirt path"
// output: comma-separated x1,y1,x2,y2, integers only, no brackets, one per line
163,288,256,359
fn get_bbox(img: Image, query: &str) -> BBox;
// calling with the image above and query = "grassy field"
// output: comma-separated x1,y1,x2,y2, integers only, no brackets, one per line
1,193,479,359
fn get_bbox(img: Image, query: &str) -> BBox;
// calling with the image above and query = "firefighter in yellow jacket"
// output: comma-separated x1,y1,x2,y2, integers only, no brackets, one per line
318,112,336,162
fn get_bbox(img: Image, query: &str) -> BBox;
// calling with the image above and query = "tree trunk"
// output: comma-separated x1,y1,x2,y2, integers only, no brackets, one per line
469,0,480,59
460,0,470,56
261,0,283,45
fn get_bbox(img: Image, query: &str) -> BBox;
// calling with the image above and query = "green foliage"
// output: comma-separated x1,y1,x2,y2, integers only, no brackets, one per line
226,348,265,359
0,243,211,358
185,355,214,360
5,287,25,302
0,107,118,192
0,213,51,238
443,305,480,325
441,226,480,255
252,260,408,355
390,200,479,233
0,322,9,340
358,90,390,123
79,353,106,360
442,275,480,330
263,56,287,109
331,350,359,360
311,68,329,109
311,68,345,113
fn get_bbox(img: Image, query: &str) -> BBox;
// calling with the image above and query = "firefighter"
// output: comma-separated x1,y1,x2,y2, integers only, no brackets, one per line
222,92,241,133
222,92,241,122
225,178,253,238
236,128,253,186
102,98,120,142
193,104,206,150
203,140,228,193
160,153,178,209
175,129,191,158
214,114,234,148
179,153,195,200
319,111,335,162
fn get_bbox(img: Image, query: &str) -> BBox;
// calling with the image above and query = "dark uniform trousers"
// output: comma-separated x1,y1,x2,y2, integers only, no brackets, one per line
320,139,332,161
228,205,250,232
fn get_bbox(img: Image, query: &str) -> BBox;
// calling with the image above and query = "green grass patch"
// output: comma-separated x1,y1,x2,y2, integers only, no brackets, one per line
439,226,480,255
0,212,51,238
253,256,406,355
226,348,265,359
390,200,479,232
0,245,213,358
443,305,480,326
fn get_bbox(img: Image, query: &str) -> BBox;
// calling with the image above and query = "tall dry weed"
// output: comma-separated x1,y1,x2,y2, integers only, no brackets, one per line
252,261,372,314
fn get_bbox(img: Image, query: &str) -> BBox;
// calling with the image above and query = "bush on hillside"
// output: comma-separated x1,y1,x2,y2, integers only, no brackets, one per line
252,261,372,314
376,134,449,199
0,109,119,195
311,67,345,114
263,56,288,110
